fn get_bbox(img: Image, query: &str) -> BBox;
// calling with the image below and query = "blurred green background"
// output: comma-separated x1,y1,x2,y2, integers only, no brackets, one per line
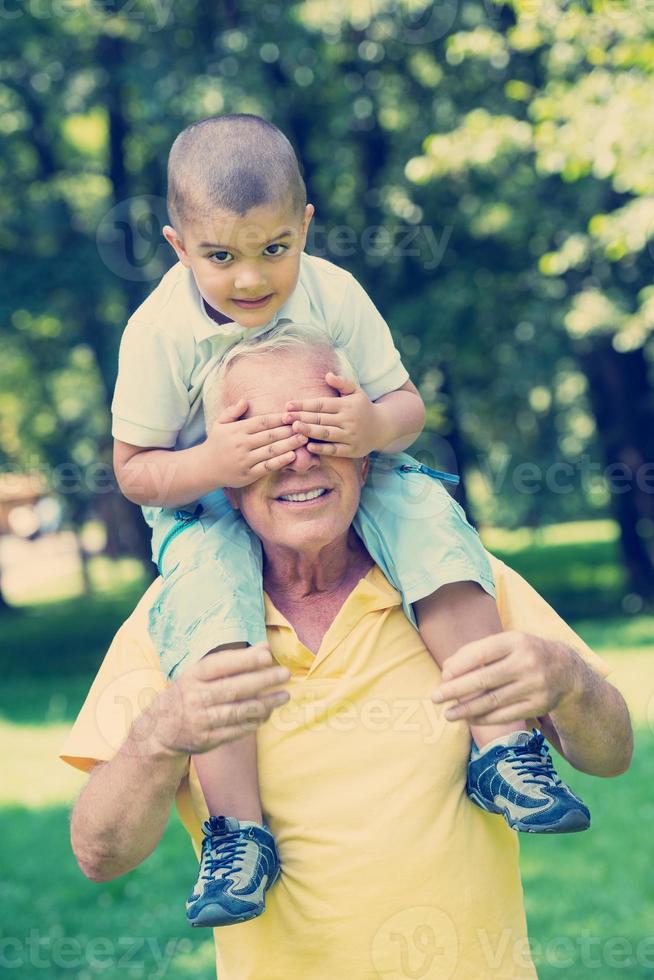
1,0,653,976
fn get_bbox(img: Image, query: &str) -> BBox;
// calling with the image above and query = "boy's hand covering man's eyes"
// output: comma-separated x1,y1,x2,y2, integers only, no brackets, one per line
283,372,387,458
204,400,309,487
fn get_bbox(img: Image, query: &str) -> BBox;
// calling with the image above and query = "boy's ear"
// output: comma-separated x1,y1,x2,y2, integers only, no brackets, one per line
300,204,314,246
163,225,192,267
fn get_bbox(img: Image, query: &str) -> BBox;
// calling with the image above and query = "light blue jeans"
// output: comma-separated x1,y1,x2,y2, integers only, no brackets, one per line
148,452,496,678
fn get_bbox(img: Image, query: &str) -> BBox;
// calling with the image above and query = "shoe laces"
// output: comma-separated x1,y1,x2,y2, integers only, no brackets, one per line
505,730,562,787
200,816,254,882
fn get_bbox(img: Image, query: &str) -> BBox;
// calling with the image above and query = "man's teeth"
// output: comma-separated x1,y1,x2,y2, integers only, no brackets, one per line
278,488,327,502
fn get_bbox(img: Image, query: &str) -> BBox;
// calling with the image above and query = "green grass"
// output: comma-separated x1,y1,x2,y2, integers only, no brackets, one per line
483,521,632,621
522,734,654,979
1,523,653,978
0,805,214,978
1,735,650,979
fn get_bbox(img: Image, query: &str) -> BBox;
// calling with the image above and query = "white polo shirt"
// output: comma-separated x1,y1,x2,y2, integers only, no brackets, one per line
111,253,409,451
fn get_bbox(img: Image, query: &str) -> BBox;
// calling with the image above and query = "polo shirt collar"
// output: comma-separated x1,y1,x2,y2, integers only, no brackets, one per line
263,565,402,675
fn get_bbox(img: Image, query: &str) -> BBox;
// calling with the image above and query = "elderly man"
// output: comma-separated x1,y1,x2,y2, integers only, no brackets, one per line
62,329,631,980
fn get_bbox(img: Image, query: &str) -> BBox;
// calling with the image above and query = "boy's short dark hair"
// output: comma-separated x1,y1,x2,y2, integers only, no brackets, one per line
167,114,307,231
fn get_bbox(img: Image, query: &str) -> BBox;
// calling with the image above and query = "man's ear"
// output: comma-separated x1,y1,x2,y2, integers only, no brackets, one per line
163,225,192,268
223,487,240,511
359,455,370,485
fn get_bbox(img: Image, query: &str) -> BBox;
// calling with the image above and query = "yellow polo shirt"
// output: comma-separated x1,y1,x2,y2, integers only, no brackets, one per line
61,555,610,980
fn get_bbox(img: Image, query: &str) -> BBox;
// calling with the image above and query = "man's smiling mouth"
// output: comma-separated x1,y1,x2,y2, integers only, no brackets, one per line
276,488,330,503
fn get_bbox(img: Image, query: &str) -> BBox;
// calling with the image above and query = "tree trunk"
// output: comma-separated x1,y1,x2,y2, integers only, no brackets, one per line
75,532,93,595
578,337,654,599
97,491,156,576
0,562,12,613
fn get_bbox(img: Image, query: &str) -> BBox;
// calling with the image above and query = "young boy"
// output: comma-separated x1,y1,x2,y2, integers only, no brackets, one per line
112,114,590,929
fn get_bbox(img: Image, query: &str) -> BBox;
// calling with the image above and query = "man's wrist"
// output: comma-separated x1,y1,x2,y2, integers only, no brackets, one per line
547,642,589,727
126,704,190,768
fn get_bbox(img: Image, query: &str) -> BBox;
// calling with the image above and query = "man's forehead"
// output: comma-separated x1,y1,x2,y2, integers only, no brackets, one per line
226,357,335,415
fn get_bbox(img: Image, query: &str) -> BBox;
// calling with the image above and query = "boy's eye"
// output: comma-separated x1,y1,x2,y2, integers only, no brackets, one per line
209,251,233,264
263,243,288,257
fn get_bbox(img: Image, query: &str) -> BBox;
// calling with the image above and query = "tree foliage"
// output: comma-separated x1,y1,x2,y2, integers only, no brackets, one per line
1,0,653,599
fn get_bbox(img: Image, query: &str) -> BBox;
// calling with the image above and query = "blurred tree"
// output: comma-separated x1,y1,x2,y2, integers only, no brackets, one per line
405,0,654,596
1,0,652,606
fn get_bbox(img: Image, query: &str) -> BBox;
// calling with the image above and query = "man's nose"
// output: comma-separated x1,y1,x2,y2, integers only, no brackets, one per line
287,444,321,473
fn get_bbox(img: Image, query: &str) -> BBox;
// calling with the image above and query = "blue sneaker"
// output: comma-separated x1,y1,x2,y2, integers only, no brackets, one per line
186,815,281,927
467,729,590,833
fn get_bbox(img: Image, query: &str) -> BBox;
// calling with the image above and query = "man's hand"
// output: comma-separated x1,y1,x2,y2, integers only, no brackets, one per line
431,631,576,726
283,372,390,457
138,644,290,757
204,400,309,487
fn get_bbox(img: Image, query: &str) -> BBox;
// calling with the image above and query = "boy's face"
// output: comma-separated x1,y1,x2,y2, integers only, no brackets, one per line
163,200,314,328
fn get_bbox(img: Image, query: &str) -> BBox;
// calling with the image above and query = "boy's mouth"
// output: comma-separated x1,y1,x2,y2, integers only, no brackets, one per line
232,294,273,310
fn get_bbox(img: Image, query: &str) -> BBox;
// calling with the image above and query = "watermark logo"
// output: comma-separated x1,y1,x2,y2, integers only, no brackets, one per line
94,667,167,752
96,195,170,282
371,907,459,978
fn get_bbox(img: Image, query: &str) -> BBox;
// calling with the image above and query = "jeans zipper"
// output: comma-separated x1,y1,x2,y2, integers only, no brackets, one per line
398,463,460,485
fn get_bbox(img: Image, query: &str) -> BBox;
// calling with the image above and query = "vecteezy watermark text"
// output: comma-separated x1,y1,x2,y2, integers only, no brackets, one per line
478,452,654,497
95,195,454,281
0,931,190,977
306,222,452,270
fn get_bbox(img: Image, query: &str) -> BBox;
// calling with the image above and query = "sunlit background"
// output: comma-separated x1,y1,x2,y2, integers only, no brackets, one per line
1,0,653,976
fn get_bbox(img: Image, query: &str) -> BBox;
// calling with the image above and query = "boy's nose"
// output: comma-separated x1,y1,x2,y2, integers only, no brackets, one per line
233,264,265,291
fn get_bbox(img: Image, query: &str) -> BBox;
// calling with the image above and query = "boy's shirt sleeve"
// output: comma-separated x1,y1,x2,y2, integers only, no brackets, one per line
332,273,409,402
111,318,191,448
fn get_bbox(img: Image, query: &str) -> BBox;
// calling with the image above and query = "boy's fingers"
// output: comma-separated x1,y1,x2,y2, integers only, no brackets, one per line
305,441,351,456
250,451,298,478
284,397,341,414
292,420,342,442
248,424,296,449
325,372,358,396
217,399,249,424
285,411,345,428
251,433,307,464
244,412,289,434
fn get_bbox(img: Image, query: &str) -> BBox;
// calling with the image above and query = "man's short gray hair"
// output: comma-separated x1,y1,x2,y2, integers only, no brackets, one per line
203,322,359,432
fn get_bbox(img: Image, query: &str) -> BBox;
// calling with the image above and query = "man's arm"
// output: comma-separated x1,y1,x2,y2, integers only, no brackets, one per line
433,630,632,777
71,731,187,881
535,641,633,777
71,645,289,882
